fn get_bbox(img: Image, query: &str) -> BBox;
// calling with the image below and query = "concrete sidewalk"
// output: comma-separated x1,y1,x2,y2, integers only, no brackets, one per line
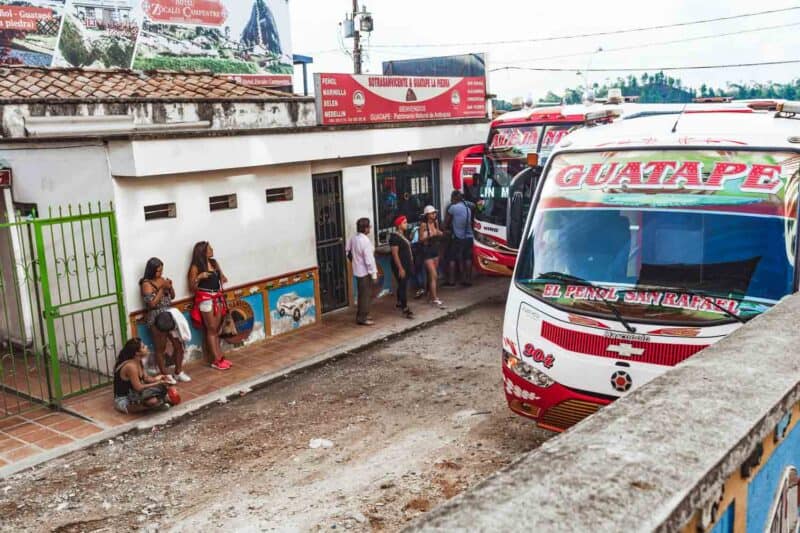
0,276,508,478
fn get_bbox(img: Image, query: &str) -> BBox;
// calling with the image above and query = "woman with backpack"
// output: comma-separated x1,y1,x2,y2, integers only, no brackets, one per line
140,258,189,384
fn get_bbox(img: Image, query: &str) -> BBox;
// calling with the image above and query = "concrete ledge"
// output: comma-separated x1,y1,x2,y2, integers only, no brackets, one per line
0,280,505,479
411,294,800,532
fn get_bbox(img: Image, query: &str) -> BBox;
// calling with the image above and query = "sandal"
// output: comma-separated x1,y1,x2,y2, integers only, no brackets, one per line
432,299,446,309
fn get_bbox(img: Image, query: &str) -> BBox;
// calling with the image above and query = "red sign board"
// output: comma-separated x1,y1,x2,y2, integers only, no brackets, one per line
0,6,53,31
142,0,228,26
315,74,487,126
0,169,11,189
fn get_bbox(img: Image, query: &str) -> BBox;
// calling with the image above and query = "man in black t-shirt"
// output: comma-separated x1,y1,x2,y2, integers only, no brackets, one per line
389,215,414,319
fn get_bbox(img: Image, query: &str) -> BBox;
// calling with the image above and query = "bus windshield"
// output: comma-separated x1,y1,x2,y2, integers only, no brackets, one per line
475,124,577,226
515,149,800,325
475,125,541,225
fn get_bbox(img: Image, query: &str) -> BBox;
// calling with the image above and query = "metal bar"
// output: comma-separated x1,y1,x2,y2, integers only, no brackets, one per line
26,221,52,404
55,301,118,319
49,292,119,309
58,206,75,305
33,219,63,407
87,203,104,302
107,210,128,346
35,212,112,225
47,214,65,308
67,205,85,302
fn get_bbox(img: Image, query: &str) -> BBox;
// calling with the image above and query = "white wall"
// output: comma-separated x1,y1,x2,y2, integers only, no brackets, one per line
0,142,114,210
108,122,487,177
113,163,316,314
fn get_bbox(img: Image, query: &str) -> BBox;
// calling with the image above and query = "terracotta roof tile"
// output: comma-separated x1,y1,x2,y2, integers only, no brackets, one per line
0,67,294,101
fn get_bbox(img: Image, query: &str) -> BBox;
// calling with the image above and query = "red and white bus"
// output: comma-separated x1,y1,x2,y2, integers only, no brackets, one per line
452,106,619,276
501,103,800,432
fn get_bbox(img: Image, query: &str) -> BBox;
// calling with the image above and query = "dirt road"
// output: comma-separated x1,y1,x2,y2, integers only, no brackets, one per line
0,298,552,532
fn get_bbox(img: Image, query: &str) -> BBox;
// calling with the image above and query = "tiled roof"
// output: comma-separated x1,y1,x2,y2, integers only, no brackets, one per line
0,67,295,101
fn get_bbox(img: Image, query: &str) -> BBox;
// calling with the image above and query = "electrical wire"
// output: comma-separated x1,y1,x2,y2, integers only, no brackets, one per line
367,6,800,49
492,21,800,67
490,59,800,73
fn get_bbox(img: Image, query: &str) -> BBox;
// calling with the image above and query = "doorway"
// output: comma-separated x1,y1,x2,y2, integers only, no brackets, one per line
312,173,348,313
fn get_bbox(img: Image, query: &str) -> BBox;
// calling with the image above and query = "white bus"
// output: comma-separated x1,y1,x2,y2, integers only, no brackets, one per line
502,103,800,432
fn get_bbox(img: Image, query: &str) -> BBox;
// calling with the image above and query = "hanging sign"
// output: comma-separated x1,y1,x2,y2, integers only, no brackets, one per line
0,168,12,189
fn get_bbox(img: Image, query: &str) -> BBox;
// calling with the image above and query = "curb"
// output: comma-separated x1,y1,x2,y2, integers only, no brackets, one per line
1,285,504,479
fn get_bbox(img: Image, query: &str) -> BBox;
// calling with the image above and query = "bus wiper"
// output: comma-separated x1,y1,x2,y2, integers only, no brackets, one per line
536,272,637,333
641,285,747,324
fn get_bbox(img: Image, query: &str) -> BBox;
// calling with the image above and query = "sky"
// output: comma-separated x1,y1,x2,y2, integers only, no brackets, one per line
288,0,799,100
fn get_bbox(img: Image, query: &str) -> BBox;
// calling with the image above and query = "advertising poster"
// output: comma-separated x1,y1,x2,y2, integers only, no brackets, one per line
0,0,65,66
54,0,140,69
3,0,293,88
132,0,293,86
315,73,487,126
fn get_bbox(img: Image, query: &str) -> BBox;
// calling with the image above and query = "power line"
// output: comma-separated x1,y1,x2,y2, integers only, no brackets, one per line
490,59,800,73
368,6,800,49
492,21,800,67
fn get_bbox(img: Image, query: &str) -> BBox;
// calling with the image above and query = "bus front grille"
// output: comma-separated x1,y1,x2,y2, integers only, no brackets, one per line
539,400,601,431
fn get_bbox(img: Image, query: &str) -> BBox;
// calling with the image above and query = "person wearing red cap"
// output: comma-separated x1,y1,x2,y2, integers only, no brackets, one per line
389,215,414,319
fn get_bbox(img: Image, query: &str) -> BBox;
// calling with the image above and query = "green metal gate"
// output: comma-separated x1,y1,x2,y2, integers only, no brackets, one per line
0,203,126,417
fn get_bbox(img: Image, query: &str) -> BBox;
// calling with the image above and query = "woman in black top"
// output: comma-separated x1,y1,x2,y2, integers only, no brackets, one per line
390,216,414,319
188,242,230,371
113,338,171,414
419,205,445,309
140,258,188,384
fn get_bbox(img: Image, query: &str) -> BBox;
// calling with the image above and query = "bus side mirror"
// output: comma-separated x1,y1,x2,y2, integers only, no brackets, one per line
508,190,525,249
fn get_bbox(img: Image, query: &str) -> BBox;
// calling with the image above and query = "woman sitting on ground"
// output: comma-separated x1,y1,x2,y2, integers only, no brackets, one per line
140,257,190,384
188,241,231,371
113,338,172,414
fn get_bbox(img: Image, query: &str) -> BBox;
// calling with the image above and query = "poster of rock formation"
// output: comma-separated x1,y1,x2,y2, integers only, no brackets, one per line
132,0,293,86
1,0,293,87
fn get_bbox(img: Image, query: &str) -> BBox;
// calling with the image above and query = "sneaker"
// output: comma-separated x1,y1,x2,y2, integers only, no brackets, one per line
174,371,192,383
403,308,414,319
211,360,230,371
162,374,177,385
432,299,446,309
358,320,376,326
414,288,425,299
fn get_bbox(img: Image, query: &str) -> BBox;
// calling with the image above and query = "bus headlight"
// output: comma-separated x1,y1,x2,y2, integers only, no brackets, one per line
503,351,554,388
475,232,500,249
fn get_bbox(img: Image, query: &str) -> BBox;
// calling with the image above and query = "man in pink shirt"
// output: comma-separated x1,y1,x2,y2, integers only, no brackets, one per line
346,217,378,325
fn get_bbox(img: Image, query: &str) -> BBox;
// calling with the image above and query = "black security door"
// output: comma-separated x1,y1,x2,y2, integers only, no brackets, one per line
312,173,349,313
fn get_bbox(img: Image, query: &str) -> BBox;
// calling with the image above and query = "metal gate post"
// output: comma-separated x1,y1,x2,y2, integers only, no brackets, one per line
107,209,128,344
32,219,63,406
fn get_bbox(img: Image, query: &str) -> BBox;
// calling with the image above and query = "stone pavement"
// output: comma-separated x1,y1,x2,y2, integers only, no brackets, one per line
0,276,507,478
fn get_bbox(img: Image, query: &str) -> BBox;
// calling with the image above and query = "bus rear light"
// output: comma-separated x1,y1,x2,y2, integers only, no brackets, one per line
504,351,554,388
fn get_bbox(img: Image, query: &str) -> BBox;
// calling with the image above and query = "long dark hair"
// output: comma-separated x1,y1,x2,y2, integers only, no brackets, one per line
190,241,219,274
139,257,163,286
115,338,143,368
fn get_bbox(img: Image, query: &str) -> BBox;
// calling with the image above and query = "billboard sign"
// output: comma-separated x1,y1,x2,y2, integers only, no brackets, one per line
0,0,65,67
1,0,293,88
315,73,487,126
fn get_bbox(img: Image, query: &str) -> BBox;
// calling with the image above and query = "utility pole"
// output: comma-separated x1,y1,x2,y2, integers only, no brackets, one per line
343,2,372,75
352,0,362,74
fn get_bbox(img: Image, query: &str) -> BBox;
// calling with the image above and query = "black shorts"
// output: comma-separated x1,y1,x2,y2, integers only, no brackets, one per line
422,245,439,261
449,237,473,262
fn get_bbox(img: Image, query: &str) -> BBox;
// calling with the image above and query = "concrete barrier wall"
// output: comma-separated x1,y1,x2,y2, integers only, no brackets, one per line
411,294,800,533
